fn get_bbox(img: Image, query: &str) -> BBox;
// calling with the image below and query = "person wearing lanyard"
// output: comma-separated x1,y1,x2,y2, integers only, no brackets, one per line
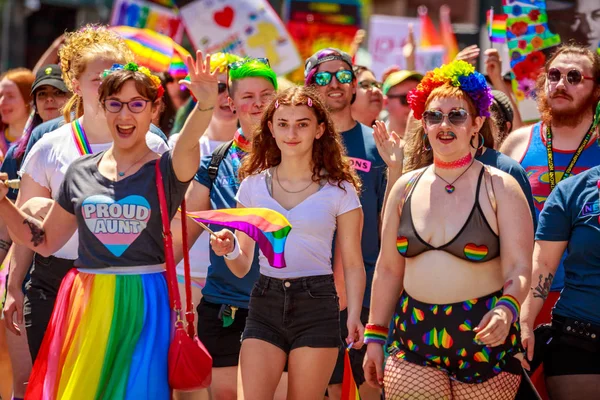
501,44,600,329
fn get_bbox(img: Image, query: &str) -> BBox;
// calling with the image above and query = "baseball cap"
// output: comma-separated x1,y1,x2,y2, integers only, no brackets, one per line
382,71,423,95
31,64,68,95
304,48,353,80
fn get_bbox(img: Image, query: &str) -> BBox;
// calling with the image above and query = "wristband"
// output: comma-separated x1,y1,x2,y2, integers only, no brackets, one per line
495,294,520,324
364,323,389,345
223,233,240,260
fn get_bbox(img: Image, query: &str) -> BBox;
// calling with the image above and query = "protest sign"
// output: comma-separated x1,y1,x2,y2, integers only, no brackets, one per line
179,0,301,75
110,0,183,43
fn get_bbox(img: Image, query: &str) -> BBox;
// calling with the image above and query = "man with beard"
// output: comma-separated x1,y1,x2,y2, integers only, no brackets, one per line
305,49,389,400
501,44,600,328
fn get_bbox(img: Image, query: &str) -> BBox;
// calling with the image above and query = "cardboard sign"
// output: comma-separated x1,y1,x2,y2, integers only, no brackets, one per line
110,0,184,42
179,0,301,75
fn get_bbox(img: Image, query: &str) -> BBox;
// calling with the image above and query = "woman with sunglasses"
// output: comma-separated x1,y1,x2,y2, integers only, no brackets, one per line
351,65,384,127
0,51,216,400
2,26,169,370
363,61,533,399
209,86,365,399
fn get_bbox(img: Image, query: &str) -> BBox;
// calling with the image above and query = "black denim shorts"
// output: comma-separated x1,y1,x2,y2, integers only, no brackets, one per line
242,274,341,353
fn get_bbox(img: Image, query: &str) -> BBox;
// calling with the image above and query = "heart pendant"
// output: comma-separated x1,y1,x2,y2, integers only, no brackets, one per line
445,184,455,194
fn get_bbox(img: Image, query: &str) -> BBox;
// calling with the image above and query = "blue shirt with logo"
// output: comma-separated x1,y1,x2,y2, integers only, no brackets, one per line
536,166,600,325
340,123,387,308
194,130,260,309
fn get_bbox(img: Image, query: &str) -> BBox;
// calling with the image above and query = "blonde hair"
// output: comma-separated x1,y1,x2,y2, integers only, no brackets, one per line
404,83,494,172
209,52,242,74
59,25,134,121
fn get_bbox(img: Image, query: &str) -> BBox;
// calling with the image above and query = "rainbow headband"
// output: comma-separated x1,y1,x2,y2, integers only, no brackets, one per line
407,60,493,120
101,62,164,98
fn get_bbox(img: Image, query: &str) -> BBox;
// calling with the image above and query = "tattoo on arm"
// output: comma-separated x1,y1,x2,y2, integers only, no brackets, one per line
532,273,554,301
23,218,45,247
503,279,514,292
0,239,11,252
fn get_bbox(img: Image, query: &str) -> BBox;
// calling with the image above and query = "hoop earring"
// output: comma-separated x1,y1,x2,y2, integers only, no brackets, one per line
423,134,432,151
470,132,484,150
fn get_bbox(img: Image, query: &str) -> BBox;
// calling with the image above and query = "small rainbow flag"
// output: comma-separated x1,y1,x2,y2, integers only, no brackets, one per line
440,6,459,62
341,346,361,400
487,9,508,43
186,208,291,268
418,6,442,47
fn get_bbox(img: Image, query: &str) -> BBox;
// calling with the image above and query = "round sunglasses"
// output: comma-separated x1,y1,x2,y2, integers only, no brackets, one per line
103,99,151,113
422,109,470,126
314,70,354,86
547,68,594,85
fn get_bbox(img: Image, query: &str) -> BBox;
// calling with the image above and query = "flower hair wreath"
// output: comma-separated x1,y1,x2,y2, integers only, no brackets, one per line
407,60,493,120
102,62,165,99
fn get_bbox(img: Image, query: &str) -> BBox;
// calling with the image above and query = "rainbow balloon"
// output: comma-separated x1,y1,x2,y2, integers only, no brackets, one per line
186,208,292,268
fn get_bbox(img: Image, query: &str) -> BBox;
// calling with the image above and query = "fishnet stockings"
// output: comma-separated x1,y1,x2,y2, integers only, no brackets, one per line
383,355,521,400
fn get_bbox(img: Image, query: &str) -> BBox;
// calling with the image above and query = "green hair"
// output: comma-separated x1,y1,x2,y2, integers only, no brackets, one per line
228,59,278,96
210,53,242,74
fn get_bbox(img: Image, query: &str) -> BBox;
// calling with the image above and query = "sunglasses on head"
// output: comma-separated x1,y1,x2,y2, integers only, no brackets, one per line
228,57,270,70
547,68,594,85
358,80,382,90
422,109,470,126
103,99,151,113
387,94,409,106
314,70,354,86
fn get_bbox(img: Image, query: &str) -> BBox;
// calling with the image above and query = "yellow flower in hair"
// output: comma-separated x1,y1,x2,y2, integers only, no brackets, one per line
138,66,162,88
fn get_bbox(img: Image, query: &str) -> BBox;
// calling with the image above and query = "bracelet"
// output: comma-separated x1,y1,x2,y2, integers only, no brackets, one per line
495,294,520,324
223,233,240,260
364,323,389,345
197,104,215,112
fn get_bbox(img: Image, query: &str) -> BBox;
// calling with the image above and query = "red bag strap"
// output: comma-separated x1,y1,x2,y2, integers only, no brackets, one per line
155,160,195,333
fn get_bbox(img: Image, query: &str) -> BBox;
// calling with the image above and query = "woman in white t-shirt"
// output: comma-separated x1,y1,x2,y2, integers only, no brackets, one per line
210,86,366,399
2,26,168,368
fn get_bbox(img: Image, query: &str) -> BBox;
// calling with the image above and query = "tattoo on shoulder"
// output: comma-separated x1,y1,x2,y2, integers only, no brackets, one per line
532,273,554,301
0,239,11,252
23,218,45,247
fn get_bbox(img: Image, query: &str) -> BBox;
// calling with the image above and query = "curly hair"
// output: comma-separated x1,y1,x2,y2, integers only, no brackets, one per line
59,25,133,121
238,86,361,192
404,83,494,172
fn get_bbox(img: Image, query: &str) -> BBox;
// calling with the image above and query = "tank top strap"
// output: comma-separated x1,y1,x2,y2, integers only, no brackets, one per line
401,168,428,209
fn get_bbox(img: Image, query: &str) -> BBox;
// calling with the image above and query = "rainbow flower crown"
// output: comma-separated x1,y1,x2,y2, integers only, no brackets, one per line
407,60,493,120
102,63,164,98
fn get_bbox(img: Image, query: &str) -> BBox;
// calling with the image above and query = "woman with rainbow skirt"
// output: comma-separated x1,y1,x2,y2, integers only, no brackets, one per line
209,86,366,399
363,60,533,399
0,51,218,399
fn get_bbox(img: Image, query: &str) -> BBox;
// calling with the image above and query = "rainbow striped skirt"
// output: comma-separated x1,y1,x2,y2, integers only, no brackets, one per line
25,266,171,400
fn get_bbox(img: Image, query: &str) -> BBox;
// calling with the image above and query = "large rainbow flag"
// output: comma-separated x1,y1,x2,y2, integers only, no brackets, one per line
341,347,361,400
186,208,291,268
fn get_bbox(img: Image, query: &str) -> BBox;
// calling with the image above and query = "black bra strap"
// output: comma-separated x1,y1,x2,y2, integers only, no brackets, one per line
474,167,486,202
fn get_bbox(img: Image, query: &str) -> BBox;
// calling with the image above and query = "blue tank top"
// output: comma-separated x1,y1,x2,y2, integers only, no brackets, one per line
521,122,600,290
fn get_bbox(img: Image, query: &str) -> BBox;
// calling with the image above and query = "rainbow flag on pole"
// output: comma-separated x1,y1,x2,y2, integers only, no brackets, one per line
341,346,361,400
487,8,508,43
418,6,442,47
185,208,291,268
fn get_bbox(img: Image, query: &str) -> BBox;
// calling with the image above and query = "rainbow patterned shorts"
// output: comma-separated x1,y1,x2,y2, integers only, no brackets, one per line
390,290,523,383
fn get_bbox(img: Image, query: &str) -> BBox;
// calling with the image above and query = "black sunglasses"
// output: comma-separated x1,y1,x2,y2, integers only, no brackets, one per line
547,68,594,85
387,94,409,106
422,109,470,126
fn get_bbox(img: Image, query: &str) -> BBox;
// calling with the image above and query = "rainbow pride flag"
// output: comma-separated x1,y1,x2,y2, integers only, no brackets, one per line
186,208,291,268
487,9,507,43
418,6,441,47
341,347,361,400
440,6,459,62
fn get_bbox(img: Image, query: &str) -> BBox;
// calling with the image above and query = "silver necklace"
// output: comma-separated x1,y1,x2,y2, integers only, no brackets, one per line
115,149,154,180
275,167,314,194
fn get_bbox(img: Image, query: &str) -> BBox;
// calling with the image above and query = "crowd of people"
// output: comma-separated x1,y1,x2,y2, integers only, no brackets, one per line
0,23,598,400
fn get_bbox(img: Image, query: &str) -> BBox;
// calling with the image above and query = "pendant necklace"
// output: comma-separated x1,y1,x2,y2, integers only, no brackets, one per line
433,159,475,194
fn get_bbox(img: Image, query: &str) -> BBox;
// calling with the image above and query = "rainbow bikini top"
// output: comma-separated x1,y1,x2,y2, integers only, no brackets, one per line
397,168,500,263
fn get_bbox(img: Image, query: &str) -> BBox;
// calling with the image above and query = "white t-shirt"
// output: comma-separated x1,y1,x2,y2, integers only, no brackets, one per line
19,123,169,260
171,133,227,278
236,171,362,279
